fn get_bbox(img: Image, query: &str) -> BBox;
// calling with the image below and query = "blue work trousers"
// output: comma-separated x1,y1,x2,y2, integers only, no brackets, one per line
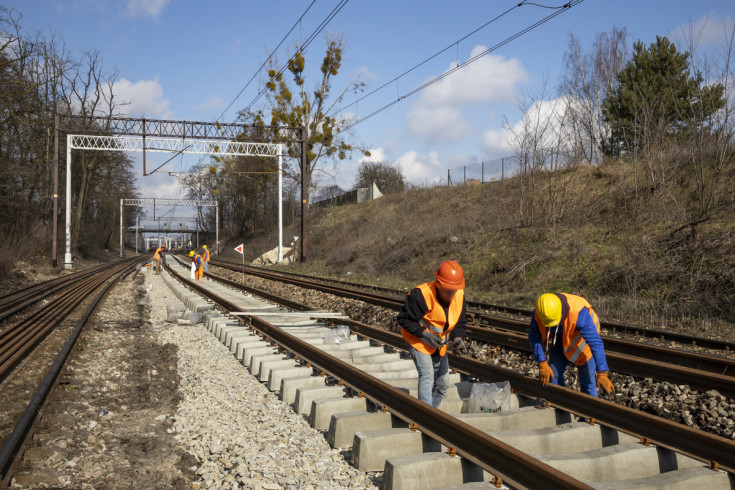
408,345,449,407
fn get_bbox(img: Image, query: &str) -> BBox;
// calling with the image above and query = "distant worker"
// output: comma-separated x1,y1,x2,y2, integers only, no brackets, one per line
189,250,204,281
397,260,468,408
529,293,615,397
202,245,210,273
153,245,163,275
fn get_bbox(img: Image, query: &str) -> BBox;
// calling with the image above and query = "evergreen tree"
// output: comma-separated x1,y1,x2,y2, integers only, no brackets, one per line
603,36,725,156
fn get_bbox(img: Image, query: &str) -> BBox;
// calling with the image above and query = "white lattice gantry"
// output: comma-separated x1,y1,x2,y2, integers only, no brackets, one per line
69,135,279,157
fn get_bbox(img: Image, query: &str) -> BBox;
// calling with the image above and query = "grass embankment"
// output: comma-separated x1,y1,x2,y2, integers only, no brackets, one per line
222,160,735,339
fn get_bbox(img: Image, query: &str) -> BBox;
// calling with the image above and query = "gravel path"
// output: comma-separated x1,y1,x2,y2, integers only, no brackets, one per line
148,268,378,490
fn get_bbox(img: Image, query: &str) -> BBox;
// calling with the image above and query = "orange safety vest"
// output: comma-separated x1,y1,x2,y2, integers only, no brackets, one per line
194,253,203,269
203,249,210,262
535,293,601,366
153,248,162,261
401,282,464,356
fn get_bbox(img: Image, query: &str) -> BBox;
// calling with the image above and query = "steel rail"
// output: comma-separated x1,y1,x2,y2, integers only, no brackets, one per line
177,261,735,474
209,257,735,351
203,258,735,391
0,259,139,379
0,264,135,484
0,260,134,321
163,260,592,489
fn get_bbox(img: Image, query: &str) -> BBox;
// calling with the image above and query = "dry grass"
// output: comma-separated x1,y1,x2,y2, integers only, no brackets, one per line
240,158,735,339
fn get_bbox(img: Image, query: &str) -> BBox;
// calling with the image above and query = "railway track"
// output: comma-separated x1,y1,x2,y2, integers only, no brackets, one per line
164,257,735,488
209,257,735,352
0,258,140,486
204,258,735,398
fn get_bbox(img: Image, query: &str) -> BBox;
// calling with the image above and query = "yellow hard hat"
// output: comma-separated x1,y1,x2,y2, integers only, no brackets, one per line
536,293,562,328
203,245,207,248
189,251,195,257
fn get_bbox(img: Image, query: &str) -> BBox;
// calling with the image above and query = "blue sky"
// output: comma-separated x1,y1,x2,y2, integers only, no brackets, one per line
8,0,735,200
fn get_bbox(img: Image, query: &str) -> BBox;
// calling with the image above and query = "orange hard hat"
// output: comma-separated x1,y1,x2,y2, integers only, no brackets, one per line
435,260,465,290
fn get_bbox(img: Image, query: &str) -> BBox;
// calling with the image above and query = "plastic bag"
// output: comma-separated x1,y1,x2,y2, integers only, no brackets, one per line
184,312,202,325
467,381,511,414
138,284,152,293
324,326,351,345
190,262,195,280
166,304,187,322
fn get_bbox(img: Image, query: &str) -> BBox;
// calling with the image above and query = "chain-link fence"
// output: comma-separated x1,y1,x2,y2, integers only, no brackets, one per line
447,156,518,186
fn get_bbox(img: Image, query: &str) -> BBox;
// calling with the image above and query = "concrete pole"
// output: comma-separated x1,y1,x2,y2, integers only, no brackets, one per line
119,199,123,257
196,218,199,250
52,114,59,267
63,135,73,269
215,202,219,255
277,143,283,263
135,215,139,253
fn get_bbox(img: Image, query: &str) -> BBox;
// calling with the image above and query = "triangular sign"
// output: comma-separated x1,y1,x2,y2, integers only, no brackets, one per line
234,244,244,254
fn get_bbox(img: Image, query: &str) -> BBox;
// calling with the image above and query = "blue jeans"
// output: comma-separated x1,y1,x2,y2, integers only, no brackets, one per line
547,340,597,397
408,345,449,408
204,261,209,273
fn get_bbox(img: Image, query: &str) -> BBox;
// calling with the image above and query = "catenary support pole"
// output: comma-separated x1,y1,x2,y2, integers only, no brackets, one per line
278,143,283,263
63,135,73,269
52,114,59,268
300,127,307,262
119,199,123,257
215,202,219,255
135,215,139,253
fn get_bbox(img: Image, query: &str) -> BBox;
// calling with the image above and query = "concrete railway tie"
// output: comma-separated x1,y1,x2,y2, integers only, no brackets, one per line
160,262,734,489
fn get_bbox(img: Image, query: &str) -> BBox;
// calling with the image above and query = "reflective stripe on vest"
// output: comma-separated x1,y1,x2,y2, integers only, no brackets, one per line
401,282,464,356
535,293,600,366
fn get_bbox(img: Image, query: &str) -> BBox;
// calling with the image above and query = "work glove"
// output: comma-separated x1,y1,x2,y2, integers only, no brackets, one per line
538,361,554,387
421,330,443,349
596,371,615,395
449,337,468,355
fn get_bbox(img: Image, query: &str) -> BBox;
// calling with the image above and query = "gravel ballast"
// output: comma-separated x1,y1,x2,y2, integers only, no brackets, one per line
148,267,378,489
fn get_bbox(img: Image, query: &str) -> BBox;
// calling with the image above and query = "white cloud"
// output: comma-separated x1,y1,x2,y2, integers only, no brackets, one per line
196,95,224,112
112,77,172,118
407,45,528,143
482,96,588,161
673,12,735,47
125,0,169,19
395,150,444,183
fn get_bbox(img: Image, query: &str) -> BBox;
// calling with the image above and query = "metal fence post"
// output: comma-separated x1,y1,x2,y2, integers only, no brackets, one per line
501,158,505,180
481,161,484,183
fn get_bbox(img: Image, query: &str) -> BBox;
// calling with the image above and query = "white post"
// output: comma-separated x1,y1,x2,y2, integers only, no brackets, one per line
135,215,139,253
215,202,219,255
119,199,124,257
63,135,73,269
277,143,283,263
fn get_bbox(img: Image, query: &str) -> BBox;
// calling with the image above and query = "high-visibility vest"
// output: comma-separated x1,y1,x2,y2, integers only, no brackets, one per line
194,253,203,270
535,293,601,366
203,249,210,262
153,248,162,261
401,282,464,356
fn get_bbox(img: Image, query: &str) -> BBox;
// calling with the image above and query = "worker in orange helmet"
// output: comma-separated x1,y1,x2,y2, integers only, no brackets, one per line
152,245,163,275
189,250,204,281
202,245,210,273
529,293,615,397
398,260,468,408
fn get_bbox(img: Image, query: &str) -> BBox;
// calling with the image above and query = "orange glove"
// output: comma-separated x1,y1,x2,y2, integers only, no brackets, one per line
538,361,554,387
597,371,615,395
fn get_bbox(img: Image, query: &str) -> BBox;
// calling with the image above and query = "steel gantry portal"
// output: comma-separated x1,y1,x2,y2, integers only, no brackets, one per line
120,198,218,257
53,115,305,269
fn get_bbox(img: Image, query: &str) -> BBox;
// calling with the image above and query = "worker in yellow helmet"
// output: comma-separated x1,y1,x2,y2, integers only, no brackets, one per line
529,293,614,397
189,250,204,281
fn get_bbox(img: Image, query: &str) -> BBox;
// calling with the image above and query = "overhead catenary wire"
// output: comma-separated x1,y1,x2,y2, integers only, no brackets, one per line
215,0,318,124
328,0,527,119
342,0,584,131
186,0,348,179
240,0,351,115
